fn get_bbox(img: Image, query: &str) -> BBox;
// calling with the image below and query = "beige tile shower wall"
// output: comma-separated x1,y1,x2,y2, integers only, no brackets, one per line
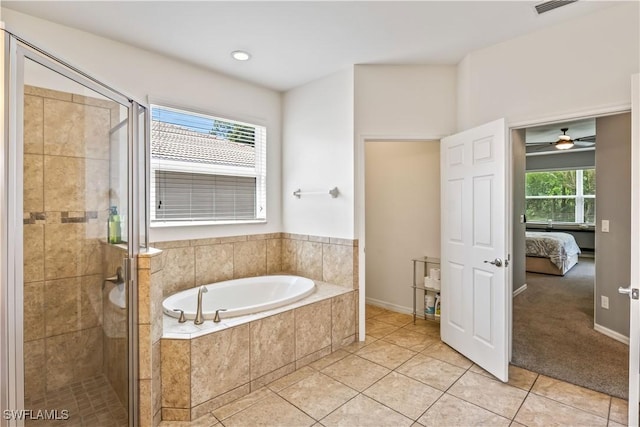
22,85,119,400
160,290,357,421
152,232,358,296
138,249,164,427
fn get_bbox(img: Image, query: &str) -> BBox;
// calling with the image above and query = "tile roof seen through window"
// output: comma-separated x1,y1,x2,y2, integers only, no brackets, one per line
151,120,255,167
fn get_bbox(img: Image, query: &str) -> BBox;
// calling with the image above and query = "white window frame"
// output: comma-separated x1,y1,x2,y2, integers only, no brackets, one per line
149,104,267,226
525,169,595,225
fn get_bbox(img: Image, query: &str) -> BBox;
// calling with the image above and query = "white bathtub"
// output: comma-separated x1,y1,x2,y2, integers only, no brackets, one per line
162,275,315,321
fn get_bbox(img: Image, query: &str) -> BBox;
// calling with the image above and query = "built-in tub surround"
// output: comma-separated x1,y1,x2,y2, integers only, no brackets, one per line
163,275,315,321
161,282,357,421
141,233,359,424
138,248,165,427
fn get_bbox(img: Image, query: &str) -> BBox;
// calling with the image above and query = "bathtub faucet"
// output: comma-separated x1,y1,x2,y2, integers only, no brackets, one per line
194,285,208,325
213,308,227,323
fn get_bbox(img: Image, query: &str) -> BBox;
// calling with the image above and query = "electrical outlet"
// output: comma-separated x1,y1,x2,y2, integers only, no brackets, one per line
601,295,609,309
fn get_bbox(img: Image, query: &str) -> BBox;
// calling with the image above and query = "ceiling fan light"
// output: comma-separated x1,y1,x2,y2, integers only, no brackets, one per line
556,140,574,150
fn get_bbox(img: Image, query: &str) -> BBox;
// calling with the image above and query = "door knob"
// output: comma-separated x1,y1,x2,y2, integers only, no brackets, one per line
618,286,639,300
484,258,503,267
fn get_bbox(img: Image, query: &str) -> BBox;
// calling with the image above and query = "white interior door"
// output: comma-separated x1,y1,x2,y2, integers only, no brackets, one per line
621,73,640,426
441,118,509,382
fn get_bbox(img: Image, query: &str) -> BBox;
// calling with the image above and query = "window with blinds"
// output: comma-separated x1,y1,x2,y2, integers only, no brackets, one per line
150,105,267,223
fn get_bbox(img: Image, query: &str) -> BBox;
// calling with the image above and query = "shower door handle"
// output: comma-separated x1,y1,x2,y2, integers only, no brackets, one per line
104,266,124,286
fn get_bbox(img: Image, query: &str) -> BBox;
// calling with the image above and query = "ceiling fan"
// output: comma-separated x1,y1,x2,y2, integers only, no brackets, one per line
529,128,596,151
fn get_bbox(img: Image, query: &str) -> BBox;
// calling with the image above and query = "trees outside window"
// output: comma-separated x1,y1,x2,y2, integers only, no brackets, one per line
525,169,595,224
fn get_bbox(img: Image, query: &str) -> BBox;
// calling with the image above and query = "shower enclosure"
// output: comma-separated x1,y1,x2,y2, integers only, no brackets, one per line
1,30,147,426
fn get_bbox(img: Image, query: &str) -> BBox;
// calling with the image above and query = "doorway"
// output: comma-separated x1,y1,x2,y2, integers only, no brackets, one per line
2,33,146,426
364,140,440,314
510,112,632,399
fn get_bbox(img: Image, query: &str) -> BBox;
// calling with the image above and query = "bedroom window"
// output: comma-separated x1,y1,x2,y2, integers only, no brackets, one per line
525,169,595,224
150,105,267,224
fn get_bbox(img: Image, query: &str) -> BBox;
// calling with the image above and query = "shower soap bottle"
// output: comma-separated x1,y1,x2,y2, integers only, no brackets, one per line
108,206,122,244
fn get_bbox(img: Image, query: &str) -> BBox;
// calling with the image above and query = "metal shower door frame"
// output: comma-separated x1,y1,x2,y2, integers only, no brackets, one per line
0,30,147,427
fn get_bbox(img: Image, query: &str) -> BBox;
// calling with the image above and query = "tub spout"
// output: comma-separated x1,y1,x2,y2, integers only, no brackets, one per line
194,285,208,325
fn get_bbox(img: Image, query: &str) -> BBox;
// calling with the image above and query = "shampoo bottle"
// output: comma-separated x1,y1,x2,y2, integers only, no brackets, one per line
108,206,121,244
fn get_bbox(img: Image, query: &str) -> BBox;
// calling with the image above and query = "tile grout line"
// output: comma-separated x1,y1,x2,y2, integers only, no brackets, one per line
357,340,453,423
211,388,273,424
277,370,368,424
511,388,533,424
528,375,613,421
217,346,349,424
431,362,519,423
188,304,626,426
315,391,362,425
358,368,437,425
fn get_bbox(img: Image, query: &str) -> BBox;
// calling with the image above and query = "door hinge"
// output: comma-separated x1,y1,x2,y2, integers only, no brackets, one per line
123,257,132,283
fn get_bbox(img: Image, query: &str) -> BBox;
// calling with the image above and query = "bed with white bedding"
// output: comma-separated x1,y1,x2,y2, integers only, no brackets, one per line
525,231,582,276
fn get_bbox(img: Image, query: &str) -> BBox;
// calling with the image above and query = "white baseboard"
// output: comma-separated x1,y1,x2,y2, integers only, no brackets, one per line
594,323,629,345
513,284,528,297
365,297,413,315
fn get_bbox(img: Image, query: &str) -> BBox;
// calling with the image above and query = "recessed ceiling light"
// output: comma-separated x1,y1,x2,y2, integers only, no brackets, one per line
231,50,251,61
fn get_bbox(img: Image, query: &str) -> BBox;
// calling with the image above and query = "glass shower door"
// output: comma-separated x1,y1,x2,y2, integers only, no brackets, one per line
13,41,139,426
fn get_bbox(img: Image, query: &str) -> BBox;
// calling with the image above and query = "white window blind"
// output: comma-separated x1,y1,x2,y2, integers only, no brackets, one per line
150,105,266,223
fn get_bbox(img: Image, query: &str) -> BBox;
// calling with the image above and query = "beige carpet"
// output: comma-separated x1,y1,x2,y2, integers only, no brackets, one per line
512,257,629,399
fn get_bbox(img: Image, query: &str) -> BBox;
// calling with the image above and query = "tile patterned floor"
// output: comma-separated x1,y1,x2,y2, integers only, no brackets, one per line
24,375,127,427
160,305,630,427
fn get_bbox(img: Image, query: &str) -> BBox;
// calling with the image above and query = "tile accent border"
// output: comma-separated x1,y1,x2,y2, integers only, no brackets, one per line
23,210,105,224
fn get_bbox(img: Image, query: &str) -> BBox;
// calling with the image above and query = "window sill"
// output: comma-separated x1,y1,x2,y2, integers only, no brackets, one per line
150,219,267,228
526,222,595,231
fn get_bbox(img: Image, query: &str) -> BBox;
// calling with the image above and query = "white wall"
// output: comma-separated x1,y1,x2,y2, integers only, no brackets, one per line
457,2,640,130
282,69,355,238
354,65,456,317
355,65,457,141
365,141,440,312
1,8,283,242
457,3,638,337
